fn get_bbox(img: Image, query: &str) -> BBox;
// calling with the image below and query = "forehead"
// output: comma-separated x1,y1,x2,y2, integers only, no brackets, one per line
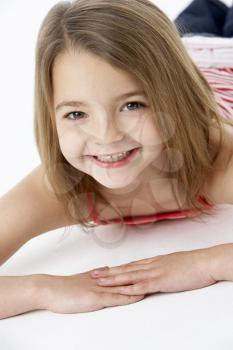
52,50,143,104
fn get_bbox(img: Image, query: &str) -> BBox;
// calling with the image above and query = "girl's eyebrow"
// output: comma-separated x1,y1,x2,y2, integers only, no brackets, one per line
55,90,146,112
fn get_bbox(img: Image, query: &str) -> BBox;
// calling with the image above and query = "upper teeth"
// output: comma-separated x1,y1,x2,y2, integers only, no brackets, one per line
97,150,131,162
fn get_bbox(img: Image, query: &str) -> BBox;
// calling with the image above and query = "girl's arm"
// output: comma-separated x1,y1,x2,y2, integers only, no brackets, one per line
89,244,233,295
0,164,74,318
0,273,145,320
0,274,51,319
207,243,233,282
0,164,76,267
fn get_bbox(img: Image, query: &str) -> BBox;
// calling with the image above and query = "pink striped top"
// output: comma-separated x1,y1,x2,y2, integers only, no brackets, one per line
86,37,233,226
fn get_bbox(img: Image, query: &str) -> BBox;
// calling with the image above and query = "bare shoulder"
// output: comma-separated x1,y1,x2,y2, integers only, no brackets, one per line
204,124,233,205
219,144,233,205
0,164,77,266
21,163,78,228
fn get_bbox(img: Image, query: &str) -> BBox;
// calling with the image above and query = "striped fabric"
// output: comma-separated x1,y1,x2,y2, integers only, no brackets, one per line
86,36,233,226
201,67,233,120
182,36,233,68
183,36,233,120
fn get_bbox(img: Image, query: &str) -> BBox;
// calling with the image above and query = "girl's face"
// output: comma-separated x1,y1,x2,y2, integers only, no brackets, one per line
52,50,165,196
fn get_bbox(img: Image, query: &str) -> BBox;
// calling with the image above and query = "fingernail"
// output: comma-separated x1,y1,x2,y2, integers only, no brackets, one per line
91,270,101,276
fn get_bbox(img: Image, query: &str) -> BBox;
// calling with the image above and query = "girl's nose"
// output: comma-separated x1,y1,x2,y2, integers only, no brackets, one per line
93,118,124,143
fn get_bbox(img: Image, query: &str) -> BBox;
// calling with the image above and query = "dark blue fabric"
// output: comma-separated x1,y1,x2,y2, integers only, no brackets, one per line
174,0,233,37
224,3,233,36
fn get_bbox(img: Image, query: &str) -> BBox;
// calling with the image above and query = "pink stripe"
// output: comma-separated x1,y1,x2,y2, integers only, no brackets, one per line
200,67,233,120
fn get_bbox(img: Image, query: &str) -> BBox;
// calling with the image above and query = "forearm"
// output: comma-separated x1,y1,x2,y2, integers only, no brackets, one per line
0,274,52,320
208,243,233,282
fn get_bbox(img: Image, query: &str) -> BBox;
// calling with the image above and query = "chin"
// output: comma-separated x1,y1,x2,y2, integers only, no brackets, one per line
97,176,139,192
98,181,128,190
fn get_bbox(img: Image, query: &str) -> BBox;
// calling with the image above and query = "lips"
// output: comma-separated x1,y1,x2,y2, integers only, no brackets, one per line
88,147,139,157
90,147,140,168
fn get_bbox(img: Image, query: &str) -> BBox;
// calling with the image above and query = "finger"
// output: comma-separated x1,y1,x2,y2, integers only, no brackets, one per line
96,269,156,286
91,263,152,278
95,284,140,295
128,258,154,265
89,266,110,274
128,255,163,265
117,278,161,295
100,292,145,308
94,279,146,294
89,256,163,277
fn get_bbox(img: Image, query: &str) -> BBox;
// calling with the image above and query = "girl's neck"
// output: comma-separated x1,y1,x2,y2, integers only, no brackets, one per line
98,175,184,218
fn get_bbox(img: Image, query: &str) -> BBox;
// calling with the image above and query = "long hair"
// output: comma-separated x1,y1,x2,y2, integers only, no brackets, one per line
34,0,233,230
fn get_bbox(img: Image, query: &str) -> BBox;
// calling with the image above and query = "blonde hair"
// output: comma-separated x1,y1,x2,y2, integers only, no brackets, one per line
34,0,233,231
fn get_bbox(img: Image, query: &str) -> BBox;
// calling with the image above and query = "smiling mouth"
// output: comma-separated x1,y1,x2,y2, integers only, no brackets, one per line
87,147,140,157
89,147,141,167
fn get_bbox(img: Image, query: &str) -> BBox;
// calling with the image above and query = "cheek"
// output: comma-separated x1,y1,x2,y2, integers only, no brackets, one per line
138,115,163,148
57,129,83,160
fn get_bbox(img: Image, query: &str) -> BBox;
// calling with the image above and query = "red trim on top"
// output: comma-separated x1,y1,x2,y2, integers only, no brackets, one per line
86,192,215,226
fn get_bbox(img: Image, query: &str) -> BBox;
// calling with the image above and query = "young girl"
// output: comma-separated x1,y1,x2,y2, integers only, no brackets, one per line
0,0,233,320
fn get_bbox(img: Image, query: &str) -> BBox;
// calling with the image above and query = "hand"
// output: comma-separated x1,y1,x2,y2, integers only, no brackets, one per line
42,271,145,314
89,248,217,295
